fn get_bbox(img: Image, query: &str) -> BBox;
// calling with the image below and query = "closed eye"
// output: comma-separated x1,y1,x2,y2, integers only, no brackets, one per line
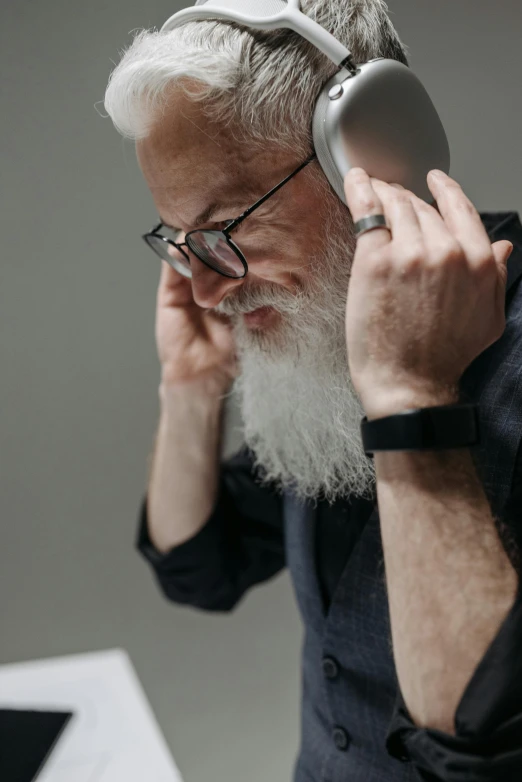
218,219,245,235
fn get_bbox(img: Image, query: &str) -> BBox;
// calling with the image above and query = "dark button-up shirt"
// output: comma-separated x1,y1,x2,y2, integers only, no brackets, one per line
137,211,522,781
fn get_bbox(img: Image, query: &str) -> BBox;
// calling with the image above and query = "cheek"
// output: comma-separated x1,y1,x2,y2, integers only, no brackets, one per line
238,220,320,288
247,260,312,296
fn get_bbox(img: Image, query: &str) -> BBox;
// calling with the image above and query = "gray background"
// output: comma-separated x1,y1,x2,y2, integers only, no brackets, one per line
1,1,521,780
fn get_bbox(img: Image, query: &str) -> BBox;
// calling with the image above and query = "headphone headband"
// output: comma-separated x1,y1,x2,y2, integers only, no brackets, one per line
160,0,352,67
158,0,451,206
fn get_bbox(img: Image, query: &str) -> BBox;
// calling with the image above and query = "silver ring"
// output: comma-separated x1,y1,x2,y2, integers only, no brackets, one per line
354,213,390,239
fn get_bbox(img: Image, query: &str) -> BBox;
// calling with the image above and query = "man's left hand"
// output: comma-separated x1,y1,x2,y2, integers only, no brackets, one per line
343,168,514,419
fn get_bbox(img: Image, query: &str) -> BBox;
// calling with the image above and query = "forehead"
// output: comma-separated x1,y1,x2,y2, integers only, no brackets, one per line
136,89,266,216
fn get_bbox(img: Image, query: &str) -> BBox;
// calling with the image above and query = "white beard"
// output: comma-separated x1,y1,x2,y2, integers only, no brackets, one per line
214,192,376,505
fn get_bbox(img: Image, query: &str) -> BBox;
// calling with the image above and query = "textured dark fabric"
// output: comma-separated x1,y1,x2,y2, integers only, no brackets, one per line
315,494,376,612
137,446,286,612
137,212,522,781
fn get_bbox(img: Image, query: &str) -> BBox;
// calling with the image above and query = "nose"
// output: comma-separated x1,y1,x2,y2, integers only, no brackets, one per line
189,254,244,309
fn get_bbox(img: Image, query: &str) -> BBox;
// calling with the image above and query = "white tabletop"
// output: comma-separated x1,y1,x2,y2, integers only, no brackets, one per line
0,648,184,782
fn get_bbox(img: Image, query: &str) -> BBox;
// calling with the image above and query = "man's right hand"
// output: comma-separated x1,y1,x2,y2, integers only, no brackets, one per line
155,235,238,394
147,238,237,553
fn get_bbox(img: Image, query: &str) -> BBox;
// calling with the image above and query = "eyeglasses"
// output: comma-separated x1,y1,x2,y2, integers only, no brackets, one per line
142,152,317,279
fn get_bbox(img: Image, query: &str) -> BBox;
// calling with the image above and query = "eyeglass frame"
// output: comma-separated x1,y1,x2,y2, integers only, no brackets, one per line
142,152,317,279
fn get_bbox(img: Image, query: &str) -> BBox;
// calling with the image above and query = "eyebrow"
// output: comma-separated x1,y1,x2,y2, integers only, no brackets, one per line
160,201,237,232
158,203,213,231
159,188,265,232
192,202,222,228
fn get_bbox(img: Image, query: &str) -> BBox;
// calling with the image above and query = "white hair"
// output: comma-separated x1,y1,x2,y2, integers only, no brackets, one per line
103,0,409,157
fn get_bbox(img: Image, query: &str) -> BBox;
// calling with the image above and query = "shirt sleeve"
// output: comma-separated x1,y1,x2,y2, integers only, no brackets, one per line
385,451,522,781
136,444,286,612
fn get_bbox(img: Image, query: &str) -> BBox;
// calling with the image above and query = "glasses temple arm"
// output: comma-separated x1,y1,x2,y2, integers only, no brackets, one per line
225,153,317,232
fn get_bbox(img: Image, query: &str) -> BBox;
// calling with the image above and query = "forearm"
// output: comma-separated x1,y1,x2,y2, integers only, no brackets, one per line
374,435,518,735
147,378,226,554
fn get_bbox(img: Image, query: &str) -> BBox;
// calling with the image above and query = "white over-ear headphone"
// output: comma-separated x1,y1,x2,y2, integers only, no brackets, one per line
161,0,450,204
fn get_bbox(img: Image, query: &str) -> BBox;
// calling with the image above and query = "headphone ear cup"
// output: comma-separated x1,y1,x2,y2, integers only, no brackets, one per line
312,76,348,204
312,59,450,204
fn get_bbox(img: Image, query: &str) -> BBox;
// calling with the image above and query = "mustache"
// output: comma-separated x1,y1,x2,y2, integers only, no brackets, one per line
213,281,308,317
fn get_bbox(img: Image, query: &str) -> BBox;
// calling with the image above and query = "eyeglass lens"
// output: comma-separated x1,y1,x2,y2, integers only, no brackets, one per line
186,231,245,278
147,231,245,279
146,234,192,279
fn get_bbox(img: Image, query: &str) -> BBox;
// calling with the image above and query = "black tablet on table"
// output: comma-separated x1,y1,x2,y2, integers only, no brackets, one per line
0,708,73,782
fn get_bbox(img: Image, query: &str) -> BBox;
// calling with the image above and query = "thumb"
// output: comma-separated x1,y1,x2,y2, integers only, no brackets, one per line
491,240,514,286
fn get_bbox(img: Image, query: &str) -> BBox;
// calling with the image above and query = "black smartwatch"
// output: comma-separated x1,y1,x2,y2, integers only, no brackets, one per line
361,403,480,457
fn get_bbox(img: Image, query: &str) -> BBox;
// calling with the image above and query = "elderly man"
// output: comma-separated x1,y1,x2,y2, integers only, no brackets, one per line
104,1,522,779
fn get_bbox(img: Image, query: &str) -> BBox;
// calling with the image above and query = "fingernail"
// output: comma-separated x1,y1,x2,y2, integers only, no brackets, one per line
429,170,445,182
390,183,404,190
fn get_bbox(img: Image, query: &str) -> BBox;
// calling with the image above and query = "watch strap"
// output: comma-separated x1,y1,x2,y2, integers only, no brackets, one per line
361,403,480,457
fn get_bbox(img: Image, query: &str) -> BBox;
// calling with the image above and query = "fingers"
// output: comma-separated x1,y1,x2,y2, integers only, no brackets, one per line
491,240,513,287
157,258,194,308
345,168,491,270
364,174,511,301
159,256,183,290
160,238,190,291
368,179,424,251
373,180,456,257
427,171,493,265
344,168,392,251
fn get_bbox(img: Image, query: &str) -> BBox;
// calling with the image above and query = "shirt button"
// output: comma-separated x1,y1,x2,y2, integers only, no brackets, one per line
333,726,351,751
322,656,340,679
